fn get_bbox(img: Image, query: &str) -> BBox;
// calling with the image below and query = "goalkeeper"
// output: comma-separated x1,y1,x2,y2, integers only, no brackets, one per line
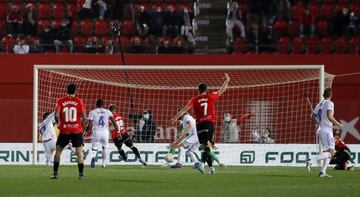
330,135,354,171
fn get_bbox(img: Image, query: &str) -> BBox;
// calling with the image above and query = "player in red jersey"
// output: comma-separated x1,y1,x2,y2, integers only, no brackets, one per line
51,84,87,180
108,104,147,166
171,73,230,174
330,135,354,170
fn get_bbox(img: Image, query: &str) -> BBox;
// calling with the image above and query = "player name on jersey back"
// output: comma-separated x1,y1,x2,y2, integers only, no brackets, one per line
56,96,85,134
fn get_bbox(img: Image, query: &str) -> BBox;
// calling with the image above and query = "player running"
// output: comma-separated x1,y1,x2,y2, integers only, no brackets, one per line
39,112,57,167
52,84,87,180
170,110,205,174
87,99,120,168
171,73,230,174
306,88,343,177
108,104,147,166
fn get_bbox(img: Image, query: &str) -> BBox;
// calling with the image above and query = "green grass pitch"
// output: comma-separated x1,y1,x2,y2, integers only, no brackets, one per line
0,165,358,197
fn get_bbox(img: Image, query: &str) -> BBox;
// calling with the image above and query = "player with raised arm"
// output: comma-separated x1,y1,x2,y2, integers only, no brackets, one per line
171,73,230,174
306,88,343,177
87,99,120,168
170,109,205,174
51,84,87,180
108,104,147,166
39,112,57,166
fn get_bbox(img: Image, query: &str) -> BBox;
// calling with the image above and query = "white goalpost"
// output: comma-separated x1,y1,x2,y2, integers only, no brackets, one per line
33,65,333,165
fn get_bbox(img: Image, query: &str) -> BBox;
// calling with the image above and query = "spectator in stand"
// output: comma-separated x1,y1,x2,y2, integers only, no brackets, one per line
94,0,107,19
144,35,157,53
78,0,92,20
226,1,245,43
128,36,145,53
172,37,186,53
39,25,56,52
105,39,114,54
7,5,23,36
247,22,259,52
149,6,164,36
135,5,151,37
247,0,261,26
261,0,277,27
158,38,173,53
277,0,292,23
83,36,97,53
347,12,358,38
180,7,194,41
13,36,30,54
22,3,37,36
29,39,44,53
135,110,157,143
259,23,277,53
331,7,350,37
299,8,315,37
162,5,180,38
53,18,73,53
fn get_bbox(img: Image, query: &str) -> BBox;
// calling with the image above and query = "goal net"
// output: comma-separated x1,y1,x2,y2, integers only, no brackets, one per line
33,65,334,161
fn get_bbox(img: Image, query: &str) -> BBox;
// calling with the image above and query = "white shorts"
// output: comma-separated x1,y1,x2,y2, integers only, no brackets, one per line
92,131,109,150
318,130,335,150
181,134,200,152
43,138,56,154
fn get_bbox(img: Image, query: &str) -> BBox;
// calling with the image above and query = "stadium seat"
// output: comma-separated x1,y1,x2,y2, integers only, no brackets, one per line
275,20,287,35
0,20,6,35
292,3,304,20
319,5,333,19
38,3,51,19
234,37,246,54
317,20,329,36
51,19,62,28
73,35,85,52
37,19,49,33
80,19,93,35
351,4,360,14
94,19,108,36
53,3,65,19
122,20,136,36
1,35,14,53
288,20,300,37
0,3,8,19
277,36,290,54
323,0,336,3
292,36,304,54
66,3,77,17
71,20,79,35
334,37,349,54
349,37,359,54
117,36,129,52
319,37,333,54
307,36,320,54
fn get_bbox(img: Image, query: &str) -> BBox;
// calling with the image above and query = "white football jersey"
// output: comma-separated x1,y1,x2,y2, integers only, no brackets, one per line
88,108,113,132
38,112,57,141
182,114,197,137
313,99,334,132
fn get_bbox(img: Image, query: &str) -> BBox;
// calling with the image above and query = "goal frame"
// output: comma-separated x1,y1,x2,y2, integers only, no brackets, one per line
33,65,325,165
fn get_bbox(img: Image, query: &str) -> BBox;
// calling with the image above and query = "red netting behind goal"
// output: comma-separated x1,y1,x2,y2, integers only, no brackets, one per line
37,67,334,144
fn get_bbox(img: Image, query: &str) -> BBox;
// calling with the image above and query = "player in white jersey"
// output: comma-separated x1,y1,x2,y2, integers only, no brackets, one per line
87,99,119,168
306,88,343,177
39,112,57,166
170,110,205,174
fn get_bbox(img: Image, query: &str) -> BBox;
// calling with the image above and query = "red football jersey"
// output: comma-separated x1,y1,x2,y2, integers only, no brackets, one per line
335,138,348,151
55,96,85,134
188,92,220,124
110,112,126,139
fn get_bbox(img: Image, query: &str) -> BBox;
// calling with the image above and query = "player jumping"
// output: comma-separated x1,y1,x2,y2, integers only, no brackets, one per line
108,104,147,166
87,99,120,168
171,73,230,174
39,112,57,167
52,84,87,180
306,88,343,177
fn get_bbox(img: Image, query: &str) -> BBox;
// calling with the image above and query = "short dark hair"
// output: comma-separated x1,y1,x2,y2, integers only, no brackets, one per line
198,83,207,93
96,99,105,107
108,104,116,112
323,88,332,98
42,112,50,120
67,84,77,94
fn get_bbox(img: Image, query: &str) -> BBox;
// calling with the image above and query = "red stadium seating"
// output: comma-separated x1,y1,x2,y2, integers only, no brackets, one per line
71,20,79,35
0,3,8,19
288,21,300,37
317,20,329,36
292,3,304,20
117,36,129,52
73,35,85,52
51,19,62,28
37,19,49,33
53,3,65,19
349,37,359,54
275,20,287,35
38,3,51,19
80,19,93,35
320,37,333,54
66,4,77,17
319,4,333,19
234,37,246,54
292,36,304,54
334,37,348,54
307,36,320,54
1,35,14,53
277,36,290,54
0,20,6,35
94,19,108,36
122,20,136,36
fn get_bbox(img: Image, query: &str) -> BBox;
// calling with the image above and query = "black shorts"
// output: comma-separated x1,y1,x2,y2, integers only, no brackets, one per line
56,133,83,148
114,133,133,148
196,121,215,145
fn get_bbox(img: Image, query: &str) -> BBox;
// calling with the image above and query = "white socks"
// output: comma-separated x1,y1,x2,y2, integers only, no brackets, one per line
310,152,331,164
186,150,198,163
177,146,185,164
